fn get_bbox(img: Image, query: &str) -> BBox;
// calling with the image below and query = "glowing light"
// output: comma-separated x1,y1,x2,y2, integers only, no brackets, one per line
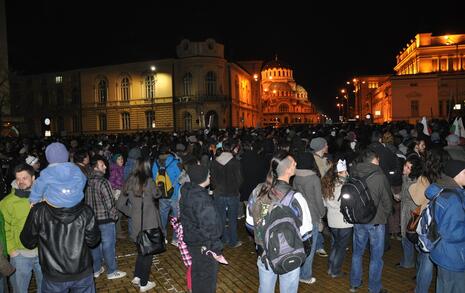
150,65,156,71
342,194,350,199
375,110,381,116
355,115,360,119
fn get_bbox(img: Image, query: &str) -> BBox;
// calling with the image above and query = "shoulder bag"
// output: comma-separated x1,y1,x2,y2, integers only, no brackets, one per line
136,192,166,255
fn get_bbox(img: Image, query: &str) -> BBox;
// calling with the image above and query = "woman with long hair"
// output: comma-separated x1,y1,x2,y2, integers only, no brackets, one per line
117,157,161,292
321,158,352,278
246,150,312,293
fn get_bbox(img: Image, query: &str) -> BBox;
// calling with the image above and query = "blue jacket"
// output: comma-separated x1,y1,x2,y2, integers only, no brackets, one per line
30,162,87,208
152,154,181,201
425,183,465,272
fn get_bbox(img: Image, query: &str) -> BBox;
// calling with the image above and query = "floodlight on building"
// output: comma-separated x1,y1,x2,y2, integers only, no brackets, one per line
150,65,156,71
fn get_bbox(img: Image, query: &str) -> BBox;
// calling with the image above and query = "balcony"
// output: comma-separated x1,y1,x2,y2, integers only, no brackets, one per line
174,95,227,104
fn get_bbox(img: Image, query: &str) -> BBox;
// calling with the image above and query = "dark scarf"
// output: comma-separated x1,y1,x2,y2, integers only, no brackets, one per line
15,189,31,198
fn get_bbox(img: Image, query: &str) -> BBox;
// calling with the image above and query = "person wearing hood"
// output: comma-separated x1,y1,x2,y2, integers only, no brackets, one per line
124,145,142,181
29,142,87,208
210,140,244,248
0,163,43,292
423,160,465,293
292,151,324,284
20,162,101,292
109,153,125,239
349,149,393,293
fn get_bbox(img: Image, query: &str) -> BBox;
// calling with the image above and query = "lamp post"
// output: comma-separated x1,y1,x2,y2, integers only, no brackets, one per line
444,36,461,120
150,65,156,128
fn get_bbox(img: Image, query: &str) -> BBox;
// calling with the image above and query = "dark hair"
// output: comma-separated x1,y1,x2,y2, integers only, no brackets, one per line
132,157,152,196
321,162,337,200
257,151,292,199
74,149,89,164
406,156,424,180
423,148,450,183
356,148,379,164
90,154,106,168
222,140,232,152
14,163,34,177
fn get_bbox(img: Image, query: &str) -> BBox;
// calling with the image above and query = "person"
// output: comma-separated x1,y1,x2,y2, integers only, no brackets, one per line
179,164,224,293
246,151,312,293
322,159,353,278
424,160,465,292
109,153,125,239
210,140,244,248
74,149,92,178
20,163,101,293
29,142,87,207
117,157,161,292
349,148,393,293
309,136,330,257
152,145,181,246
0,163,43,292
292,151,324,284
444,134,465,161
85,155,126,280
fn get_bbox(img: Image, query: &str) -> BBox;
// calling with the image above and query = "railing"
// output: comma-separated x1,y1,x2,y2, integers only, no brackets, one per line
174,95,227,104
82,97,174,108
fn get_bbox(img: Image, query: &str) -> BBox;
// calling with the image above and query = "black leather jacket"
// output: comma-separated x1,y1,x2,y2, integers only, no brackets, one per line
20,201,100,282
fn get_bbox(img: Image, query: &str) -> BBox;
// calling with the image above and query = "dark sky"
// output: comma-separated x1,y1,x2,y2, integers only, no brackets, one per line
5,0,465,116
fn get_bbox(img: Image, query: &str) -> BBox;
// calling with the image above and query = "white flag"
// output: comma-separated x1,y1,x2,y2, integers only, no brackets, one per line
421,117,430,136
459,118,465,138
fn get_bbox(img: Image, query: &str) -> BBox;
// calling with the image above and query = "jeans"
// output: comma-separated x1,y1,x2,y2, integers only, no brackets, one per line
188,245,219,293
400,236,415,268
316,231,325,250
214,195,239,246
0,277,4,293
436,266,465,293
42,274,95,293
257,257,300,293
300,224,319,280
159,198,178,241
328,227,352,276
91,222,117,274
10,254,43,293
350,224,385,293
134,248,153,287
415,251,433,293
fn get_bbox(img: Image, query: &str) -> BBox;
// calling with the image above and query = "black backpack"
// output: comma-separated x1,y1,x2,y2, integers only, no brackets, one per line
339,171,377,224
257,190,307,275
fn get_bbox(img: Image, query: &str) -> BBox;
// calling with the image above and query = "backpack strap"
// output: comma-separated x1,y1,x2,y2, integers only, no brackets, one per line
279,188,299,218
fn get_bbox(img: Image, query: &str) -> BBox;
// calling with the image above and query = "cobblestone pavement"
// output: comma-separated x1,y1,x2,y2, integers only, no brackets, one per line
27,218,434,292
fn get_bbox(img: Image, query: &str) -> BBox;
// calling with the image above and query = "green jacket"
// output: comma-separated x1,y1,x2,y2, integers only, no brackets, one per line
0,189,31,255
0,212,7,256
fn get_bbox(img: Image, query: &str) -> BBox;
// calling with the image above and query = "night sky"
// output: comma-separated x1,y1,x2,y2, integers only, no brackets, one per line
5,0,465,116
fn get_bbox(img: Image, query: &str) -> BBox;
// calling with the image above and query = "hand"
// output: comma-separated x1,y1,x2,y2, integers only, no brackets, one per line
9,251,18,257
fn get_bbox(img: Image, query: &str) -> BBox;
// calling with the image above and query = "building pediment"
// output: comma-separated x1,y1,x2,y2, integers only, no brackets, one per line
406,91,422,98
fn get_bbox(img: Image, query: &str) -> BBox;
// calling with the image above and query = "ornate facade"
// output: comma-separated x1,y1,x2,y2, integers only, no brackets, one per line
11,39,318,136
355,33,465,124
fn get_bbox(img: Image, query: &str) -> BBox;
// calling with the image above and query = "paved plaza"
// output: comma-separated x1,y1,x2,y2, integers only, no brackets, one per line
88,218,433,293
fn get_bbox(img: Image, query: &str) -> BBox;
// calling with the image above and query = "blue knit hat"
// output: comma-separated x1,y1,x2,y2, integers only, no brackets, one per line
112,153,123,163
45,142,69,164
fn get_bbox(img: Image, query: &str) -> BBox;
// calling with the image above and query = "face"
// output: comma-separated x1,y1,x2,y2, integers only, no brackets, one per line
288,156,297,176
454,169,465,186
403,161,412,176
338,170,348,178
15,170,34,190
83,155,90,165
322,144,329,155
116,156,124,167
417,141,426,154
32,162,41,171
94,160,107,173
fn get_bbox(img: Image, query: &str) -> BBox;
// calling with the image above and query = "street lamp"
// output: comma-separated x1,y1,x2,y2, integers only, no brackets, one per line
150,65,156,128
444,35,461,120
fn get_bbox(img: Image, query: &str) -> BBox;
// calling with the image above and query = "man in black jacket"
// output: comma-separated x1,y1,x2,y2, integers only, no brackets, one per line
210,140,243,248
180,164,223,293
20,195,100,291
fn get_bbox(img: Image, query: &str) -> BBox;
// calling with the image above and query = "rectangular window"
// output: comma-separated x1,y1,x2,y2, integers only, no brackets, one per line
146,111,155,128
411,100,419,117
73,115,81,132
55,75,63,84
99,114,107,131
439,100,443,117
122,113,130,129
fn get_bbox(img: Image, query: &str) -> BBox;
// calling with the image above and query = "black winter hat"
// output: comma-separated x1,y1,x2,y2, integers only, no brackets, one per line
294,151,316,170
187,164,210,185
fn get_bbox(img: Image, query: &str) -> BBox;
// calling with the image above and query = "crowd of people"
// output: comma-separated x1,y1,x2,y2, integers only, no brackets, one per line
0,118,464,293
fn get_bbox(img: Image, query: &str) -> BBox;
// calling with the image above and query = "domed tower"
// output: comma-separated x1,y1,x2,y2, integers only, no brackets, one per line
260,57,317,126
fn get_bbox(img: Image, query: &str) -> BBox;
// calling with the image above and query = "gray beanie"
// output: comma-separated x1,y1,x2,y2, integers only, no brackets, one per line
310,137,327,152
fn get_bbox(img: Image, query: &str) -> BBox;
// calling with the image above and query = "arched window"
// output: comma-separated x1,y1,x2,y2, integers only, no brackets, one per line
184,112,192,131
183,73,192,96
98,79,107,103
145,75,155,99
121,112,130,129
121,77,130,101
205,71,216,96
146,111,155,128
235,77,239,99
279,104,289,112
284,117,289,124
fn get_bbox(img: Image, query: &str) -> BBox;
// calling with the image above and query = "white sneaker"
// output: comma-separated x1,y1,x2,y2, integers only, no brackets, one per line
131,277,140,285
93,267,105,278
299,277,316,284
140,281,156,292
317,248,328,257
107,270,127,280
170,240,178,247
